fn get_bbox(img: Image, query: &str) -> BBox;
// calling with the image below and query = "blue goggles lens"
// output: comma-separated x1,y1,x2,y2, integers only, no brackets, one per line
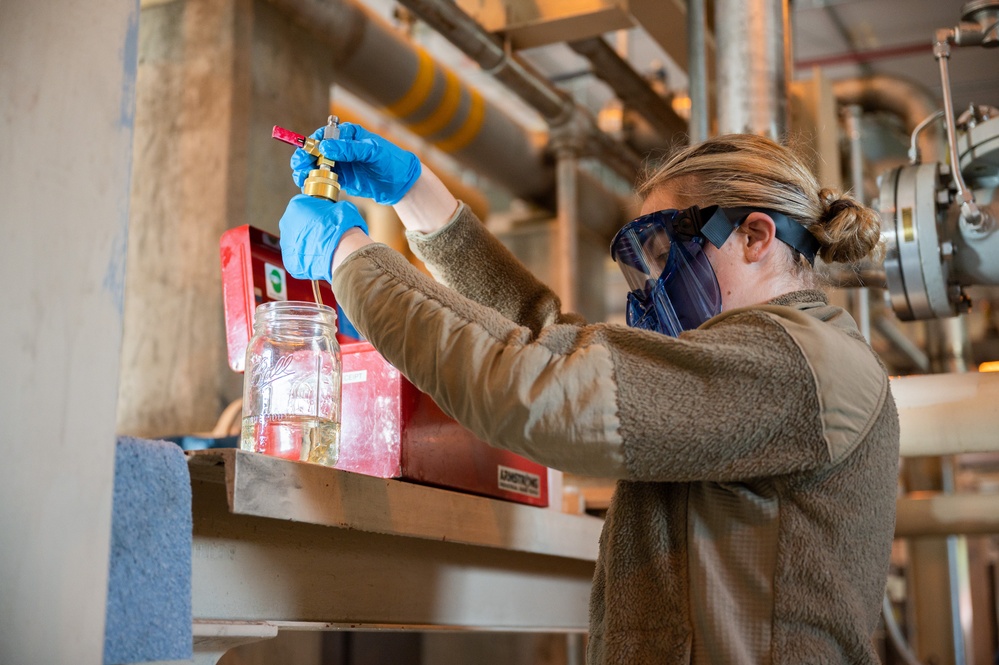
610,207,724,336
609,208,711,293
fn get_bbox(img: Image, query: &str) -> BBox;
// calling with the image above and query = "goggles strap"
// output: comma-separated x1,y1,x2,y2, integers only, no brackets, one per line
700,206,820,266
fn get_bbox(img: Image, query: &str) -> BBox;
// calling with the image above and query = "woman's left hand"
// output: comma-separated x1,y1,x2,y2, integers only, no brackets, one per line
279,195,369,282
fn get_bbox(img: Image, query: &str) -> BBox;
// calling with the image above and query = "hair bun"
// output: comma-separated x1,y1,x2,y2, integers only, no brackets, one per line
812,188,883,264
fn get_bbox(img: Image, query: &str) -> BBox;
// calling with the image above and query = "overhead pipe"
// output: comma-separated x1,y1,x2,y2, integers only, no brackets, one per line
567,37,686,141
796,41,932,70
392,0,644,182
715,0,790,138
832,75,944,163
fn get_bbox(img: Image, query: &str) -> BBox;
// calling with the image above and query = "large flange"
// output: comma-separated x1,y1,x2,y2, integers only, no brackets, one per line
880,162,957,320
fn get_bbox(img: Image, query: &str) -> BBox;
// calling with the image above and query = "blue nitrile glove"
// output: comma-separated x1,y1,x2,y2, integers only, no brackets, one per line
290,123,422,205
278,195,369,283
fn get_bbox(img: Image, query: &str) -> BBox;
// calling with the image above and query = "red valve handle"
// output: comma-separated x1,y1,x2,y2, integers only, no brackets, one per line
271,125,307,148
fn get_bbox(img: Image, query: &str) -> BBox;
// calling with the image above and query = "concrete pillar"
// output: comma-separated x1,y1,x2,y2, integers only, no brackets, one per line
0,0,138,663
118,0,335,436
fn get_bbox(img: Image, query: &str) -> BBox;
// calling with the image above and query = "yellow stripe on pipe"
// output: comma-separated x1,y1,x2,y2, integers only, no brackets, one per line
434,88,485,154
385,49,435,119
406,69,463,138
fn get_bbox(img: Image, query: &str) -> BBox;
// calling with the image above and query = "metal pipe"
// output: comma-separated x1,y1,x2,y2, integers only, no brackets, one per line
940,456,971,665
715,0,789,138
394,0,569,123
845,105,865,202
909,111,945,164
891,371,999,456
567,37,686,141
818,263,887,289
556,146,580,313
566,634,585,665
853,289,872,343
843,105,872,342
796,41,932,70
874,317,930,373
687,0,709,143
934,31,985,229
394,0,643,182
925,317,973,374
896,493,999,537
882,594,926,665
832,75,943,163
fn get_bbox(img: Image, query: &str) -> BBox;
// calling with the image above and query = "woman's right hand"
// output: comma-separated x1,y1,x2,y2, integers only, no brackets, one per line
290,123,422,206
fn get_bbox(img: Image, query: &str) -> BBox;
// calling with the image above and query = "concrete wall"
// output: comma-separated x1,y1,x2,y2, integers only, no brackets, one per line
117,0,335,438
0,1,138,663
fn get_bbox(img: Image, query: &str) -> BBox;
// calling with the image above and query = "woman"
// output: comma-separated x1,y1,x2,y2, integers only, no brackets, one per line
279,126,899,664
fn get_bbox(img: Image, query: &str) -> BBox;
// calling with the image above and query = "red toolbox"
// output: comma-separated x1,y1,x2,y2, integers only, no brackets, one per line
220,224,551,506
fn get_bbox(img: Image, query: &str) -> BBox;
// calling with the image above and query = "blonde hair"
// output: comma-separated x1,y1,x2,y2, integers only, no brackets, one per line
638,134,883,266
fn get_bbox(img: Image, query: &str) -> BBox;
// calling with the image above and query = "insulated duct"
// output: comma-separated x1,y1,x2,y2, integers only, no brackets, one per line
567,37,686,141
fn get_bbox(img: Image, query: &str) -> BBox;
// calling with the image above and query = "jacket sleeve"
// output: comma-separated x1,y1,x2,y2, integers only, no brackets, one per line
332,244,887,481
406,202,585,334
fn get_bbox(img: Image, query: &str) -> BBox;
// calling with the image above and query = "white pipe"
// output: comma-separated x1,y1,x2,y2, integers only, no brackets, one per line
892,372,999,457
896,493,999,537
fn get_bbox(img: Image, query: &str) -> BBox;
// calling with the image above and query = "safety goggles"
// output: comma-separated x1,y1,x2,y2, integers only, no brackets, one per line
613,205,821,286
610,205,820,336
610,207,720,335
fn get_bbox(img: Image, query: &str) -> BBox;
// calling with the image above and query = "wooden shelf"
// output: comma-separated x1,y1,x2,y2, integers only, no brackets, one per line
186,450,602,633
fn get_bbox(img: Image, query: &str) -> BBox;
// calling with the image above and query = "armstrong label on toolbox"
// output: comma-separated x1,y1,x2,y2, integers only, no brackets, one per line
497,465,541,498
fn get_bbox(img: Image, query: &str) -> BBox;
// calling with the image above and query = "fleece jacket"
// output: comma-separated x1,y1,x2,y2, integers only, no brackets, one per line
331,203,900,665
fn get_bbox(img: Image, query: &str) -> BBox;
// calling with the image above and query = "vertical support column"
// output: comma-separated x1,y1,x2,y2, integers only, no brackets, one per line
905,316,975,665
926,317,973,374
117,0,336,437
905,455,972,665
566,633,586,665
555,144,580,314
844,104,871,342
714,0,789,138
687,0,709,143
0,1,138,662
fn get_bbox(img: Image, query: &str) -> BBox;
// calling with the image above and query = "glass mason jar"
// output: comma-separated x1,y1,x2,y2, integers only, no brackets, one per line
240,301,342,466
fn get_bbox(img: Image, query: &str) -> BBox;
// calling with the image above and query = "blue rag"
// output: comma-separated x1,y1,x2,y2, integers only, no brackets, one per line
103,437,192,664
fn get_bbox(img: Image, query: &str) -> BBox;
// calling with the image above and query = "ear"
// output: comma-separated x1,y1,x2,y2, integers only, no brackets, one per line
739,212,779,264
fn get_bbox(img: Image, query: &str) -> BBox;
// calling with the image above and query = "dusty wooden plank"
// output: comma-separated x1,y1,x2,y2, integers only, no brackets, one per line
188,449,602,561
190,476,595,630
